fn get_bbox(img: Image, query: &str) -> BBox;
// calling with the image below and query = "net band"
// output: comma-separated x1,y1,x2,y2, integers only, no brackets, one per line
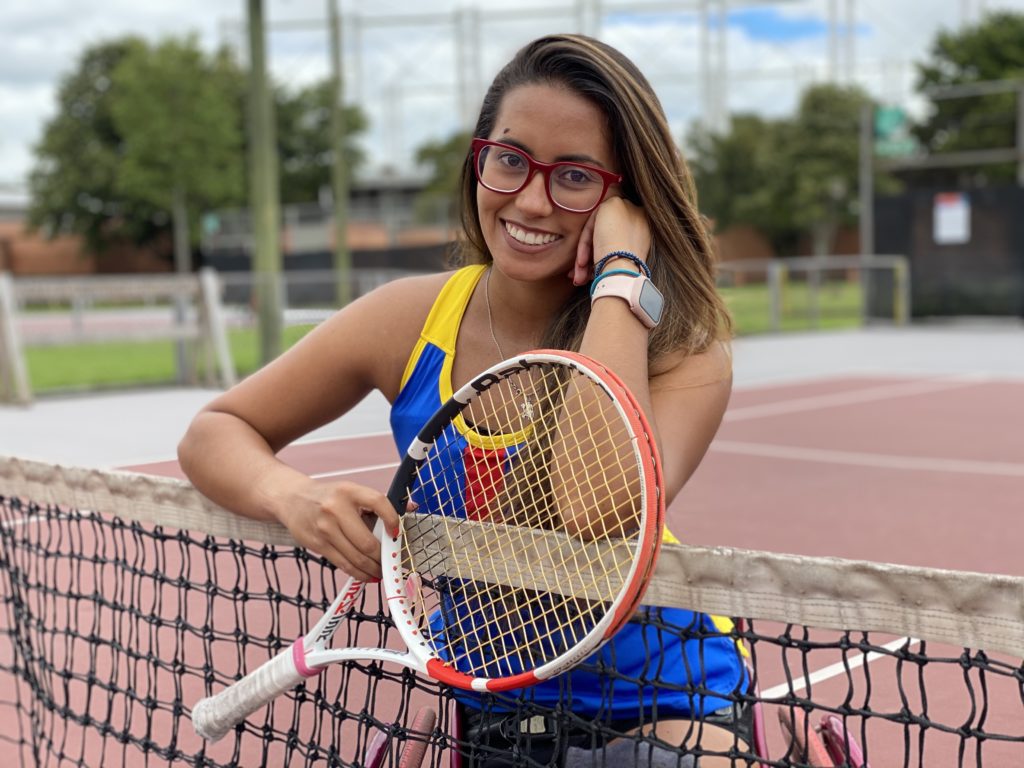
3,454,1021,657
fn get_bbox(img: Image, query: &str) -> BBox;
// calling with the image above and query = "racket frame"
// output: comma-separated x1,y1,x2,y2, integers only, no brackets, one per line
192,350,663,739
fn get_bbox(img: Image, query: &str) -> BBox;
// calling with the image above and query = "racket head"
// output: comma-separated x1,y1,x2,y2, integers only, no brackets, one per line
383,350,664,692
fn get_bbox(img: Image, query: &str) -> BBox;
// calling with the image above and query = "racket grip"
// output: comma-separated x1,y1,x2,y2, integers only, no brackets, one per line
192,640,310,741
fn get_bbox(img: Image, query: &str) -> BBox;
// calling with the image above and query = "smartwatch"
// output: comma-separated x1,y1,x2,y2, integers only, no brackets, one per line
590,274,664,329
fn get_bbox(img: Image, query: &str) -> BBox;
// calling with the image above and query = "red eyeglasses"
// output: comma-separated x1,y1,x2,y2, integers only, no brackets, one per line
471,138,622,214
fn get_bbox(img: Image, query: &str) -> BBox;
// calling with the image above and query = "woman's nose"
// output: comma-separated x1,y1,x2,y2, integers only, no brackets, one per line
514,170,554,217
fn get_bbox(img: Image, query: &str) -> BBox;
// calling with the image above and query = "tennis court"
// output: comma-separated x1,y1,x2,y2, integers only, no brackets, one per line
2,323,1022,766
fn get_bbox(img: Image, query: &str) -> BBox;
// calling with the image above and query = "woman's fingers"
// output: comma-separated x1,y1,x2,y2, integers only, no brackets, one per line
591,197,651,261
573,210,599,285
282,480,401,581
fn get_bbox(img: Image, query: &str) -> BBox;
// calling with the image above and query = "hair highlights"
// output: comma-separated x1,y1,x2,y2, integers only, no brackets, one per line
453,34,732,358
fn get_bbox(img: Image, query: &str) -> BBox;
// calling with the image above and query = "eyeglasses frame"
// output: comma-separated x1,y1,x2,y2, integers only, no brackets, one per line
470,138,623,214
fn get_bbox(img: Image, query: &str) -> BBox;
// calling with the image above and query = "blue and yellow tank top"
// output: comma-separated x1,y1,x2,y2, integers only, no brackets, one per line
389,266,746,717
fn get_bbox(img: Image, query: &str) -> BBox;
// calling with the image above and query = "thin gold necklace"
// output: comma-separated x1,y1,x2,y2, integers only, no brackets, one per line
484,268,534,420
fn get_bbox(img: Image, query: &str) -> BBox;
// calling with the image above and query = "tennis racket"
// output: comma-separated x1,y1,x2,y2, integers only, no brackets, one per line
192,350,664,742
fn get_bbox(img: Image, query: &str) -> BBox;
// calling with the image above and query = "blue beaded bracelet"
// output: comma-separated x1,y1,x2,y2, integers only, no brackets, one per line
594,251,651,280
589,268,641,297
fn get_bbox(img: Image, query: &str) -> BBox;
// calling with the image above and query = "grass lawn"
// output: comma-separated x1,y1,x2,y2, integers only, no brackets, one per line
720,280,864,334
22,280,872,394
25,325,317,393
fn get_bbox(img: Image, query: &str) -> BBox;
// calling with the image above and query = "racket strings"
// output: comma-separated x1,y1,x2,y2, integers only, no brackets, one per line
445,368,638,674
401,362,647,679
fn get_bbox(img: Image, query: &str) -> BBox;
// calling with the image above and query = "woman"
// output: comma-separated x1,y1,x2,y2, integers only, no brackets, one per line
179,34,746,767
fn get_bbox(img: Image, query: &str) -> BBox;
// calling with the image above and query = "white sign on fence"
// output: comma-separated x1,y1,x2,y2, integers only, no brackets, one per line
933,192,971,245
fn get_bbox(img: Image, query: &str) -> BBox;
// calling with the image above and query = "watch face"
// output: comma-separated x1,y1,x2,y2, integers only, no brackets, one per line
638,280,665,325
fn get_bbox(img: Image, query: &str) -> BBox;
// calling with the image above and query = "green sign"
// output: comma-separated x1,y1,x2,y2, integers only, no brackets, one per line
874,105,919,158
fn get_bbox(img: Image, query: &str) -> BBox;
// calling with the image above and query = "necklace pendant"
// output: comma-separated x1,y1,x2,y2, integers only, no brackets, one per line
520,395,535,421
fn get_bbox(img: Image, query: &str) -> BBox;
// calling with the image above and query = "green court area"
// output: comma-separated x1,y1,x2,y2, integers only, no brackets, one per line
719,279,864,334
24,281,867,393
25,324,318,393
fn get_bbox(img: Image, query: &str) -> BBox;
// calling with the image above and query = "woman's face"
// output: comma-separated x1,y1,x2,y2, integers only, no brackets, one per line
476,82,617,283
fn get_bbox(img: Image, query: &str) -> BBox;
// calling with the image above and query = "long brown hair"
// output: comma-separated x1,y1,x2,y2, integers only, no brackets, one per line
451,34,732,359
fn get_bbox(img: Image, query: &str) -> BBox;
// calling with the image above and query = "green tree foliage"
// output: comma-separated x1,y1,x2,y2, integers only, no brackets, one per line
28,35,369,261
688,114,796,252
787,84,871,254
110,36,246,247
28,38,148,250
413,130,473,224
690,84,872,255
913,11,1024,184
276,80,367,205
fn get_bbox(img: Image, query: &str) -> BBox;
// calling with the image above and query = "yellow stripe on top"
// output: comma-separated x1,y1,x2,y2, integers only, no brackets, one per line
398,265,530,450
399,265,488,393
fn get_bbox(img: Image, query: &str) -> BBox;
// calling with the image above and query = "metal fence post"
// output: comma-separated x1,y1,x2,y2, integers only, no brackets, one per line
199,268,238,389
0,273,32,404
767,262,786,332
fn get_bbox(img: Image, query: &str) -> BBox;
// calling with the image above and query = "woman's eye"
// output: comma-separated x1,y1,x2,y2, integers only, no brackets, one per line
558,167,597,186
498,152,527,169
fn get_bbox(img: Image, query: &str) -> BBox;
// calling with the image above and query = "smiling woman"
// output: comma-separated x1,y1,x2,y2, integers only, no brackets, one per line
178,33,739,768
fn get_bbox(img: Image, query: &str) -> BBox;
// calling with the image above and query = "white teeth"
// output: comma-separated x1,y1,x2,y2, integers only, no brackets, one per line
505,222,558,246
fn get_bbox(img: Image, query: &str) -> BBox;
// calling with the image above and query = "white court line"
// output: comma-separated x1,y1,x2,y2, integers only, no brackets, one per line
1,514,44,530
724,375,984,422
121,375,987,472
310,462,399,480
712,440,1024,478
287,430,392,446
116,429,395,469
760,637,920,700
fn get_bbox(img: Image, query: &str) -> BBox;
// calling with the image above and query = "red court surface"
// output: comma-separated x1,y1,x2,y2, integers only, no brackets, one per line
108,372,1024,766
1,368,1018,765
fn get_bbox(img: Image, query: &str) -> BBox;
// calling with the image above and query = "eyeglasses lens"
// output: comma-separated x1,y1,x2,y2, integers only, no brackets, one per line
476,144,605,213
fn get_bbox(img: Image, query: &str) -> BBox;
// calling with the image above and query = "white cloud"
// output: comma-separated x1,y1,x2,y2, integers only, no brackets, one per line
2,0,1024,192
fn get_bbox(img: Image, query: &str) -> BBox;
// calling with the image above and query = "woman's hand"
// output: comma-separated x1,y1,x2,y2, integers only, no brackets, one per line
276,479,401,582
571,197,652,286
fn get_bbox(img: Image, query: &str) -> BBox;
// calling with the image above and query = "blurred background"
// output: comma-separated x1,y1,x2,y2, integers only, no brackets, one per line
1,0,1022,400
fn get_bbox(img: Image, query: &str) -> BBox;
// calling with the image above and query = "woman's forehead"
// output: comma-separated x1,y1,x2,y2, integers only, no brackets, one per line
489,83,614,166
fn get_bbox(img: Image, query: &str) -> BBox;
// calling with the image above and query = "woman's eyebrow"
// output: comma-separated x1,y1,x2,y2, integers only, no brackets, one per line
497,136,609,169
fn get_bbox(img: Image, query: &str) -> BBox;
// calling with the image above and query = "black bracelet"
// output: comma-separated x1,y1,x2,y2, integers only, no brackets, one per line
594,251,651,280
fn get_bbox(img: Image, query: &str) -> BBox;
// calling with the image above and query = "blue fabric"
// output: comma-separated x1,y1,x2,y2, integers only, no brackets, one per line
388,271,748,720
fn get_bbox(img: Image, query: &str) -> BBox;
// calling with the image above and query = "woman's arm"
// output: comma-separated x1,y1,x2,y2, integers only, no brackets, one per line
177,275,440,580
572,197,731,512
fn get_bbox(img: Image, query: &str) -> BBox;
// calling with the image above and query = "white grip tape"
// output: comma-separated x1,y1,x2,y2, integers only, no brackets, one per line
191,640,310,741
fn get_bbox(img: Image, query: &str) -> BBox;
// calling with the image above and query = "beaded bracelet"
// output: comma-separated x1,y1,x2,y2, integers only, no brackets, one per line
589,268,641,298
594,251,651,280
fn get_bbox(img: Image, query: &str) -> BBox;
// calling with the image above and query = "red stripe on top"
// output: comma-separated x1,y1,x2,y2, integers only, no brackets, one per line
463,445,507,521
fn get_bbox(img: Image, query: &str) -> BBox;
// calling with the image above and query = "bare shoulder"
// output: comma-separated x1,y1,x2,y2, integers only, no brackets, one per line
649,338,733,392
316,270,456,399
190,271,457,452
345,270,453,325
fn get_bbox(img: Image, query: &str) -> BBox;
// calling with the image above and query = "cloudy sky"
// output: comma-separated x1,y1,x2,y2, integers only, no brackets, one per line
2,0,1023,201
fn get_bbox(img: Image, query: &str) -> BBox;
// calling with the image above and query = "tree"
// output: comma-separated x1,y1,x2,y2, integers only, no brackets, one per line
111,36,246,269
28,35,371,264
27,38,149,251
28,37,248,260
912,11,1024,185
413,130,473,225
276,80,367,205
688,114,796,253
786,84,872,255
689,84,872,256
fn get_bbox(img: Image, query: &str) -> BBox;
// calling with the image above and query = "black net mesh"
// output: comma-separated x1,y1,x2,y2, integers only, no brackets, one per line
2,492,1022,768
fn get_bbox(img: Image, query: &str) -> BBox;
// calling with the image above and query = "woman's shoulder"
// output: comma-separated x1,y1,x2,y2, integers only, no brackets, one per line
649,338,733,392
351,268,463,324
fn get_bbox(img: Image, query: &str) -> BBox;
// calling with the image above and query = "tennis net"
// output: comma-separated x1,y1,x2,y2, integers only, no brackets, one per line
1,456,1021,767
